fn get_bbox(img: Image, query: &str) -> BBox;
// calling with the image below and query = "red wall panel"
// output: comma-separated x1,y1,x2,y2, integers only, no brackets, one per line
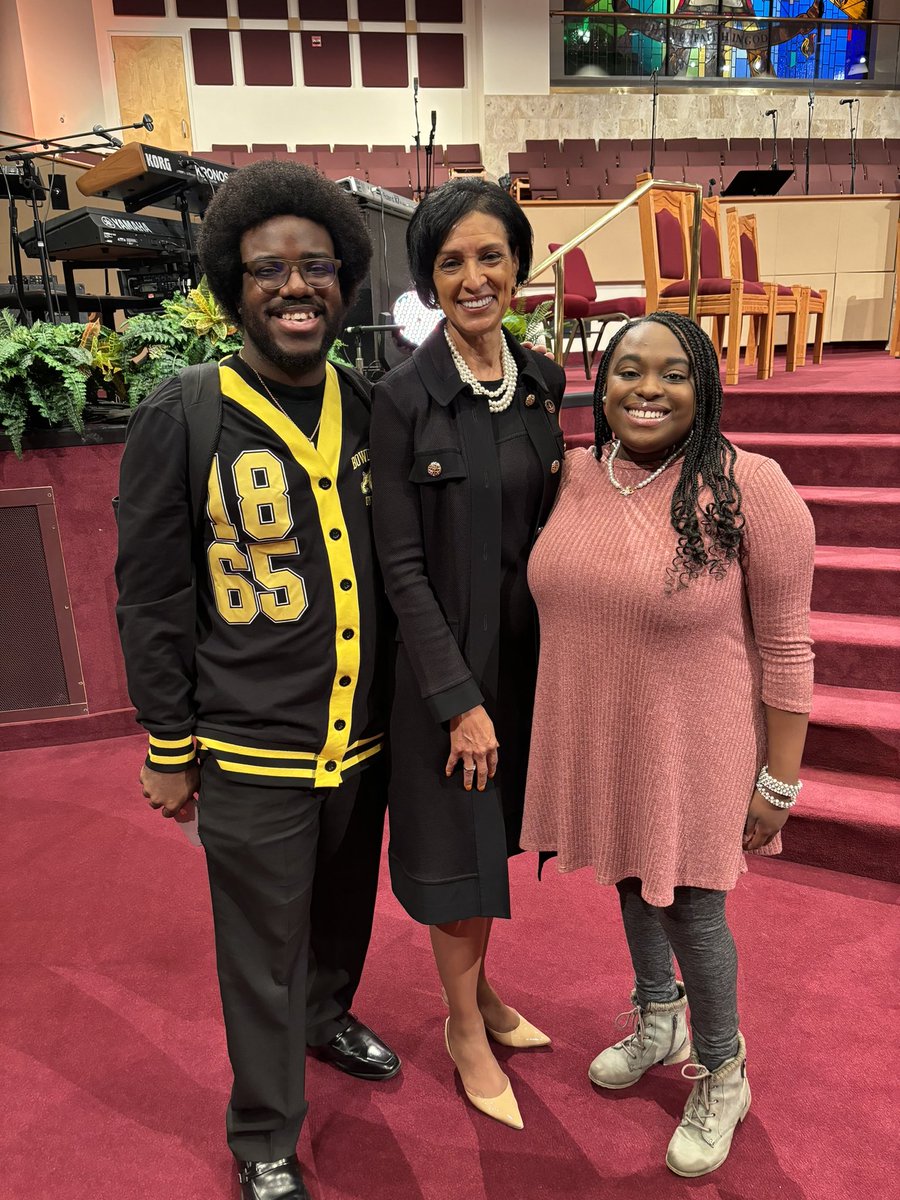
177,0,227,17
190,28,234,86
112,0,166,15
359,32,408,88
358,0,406,19
300,31,352,87
415,0,463,22
241,29,293,85
299,1,348,18
417,33,465,87
238,0,288,16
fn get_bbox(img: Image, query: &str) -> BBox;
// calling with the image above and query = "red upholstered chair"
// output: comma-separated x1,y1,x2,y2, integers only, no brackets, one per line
858,139,889,165
365,150,402,171
275,149,318,166
863,164,900,193
333,144,367,164
252,143,287,154
604,168,637,199
528,166,568,200
666,137,700,151
547,242,645,373
444,143,484,173
524,139,560,166
682,167,720,195
637,179,774,384
727,138,760,164
889,219,899,357
688,149,725,167
725,206,808,375
563,138,597,166
597,137,630,165
566,166,602,200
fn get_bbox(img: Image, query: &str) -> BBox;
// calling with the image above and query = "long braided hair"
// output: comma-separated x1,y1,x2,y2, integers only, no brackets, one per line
593,312,744,589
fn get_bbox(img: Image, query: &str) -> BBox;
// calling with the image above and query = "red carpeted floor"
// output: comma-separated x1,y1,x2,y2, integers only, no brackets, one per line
562,347,900,885
2,735,899,1200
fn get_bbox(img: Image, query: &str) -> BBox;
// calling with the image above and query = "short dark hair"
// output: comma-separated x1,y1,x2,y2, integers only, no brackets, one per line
406,177,533,307
197,160,372,323
593,311,745,590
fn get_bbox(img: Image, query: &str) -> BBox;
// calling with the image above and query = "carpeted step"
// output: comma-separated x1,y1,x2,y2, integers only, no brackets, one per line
780,767,900,884
723,389,900,435
797,486,900,549
805,683,900,778
725,433,900,488
812,545,900,616
810,611,900,691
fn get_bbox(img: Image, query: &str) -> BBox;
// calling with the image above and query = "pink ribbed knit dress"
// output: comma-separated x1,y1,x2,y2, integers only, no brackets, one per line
521,446,815,907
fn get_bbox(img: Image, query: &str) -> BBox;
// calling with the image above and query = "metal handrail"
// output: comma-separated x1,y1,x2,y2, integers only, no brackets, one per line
525,178,703,366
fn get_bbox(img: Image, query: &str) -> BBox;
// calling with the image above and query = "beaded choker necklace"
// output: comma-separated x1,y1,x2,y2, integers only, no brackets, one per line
604,432,692,497
443,326,518,414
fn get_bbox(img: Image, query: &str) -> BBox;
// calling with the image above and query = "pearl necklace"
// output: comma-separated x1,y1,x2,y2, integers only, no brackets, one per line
444,326,518,414
605,432,692,497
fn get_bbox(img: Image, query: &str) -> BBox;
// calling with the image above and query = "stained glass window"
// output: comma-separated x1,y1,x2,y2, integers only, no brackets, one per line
563,1,872,82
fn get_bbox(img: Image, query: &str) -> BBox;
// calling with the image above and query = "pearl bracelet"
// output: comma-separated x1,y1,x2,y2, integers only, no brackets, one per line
756,765,802,810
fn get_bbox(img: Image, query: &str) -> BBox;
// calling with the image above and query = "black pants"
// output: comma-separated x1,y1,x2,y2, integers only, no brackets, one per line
198,755,387,1160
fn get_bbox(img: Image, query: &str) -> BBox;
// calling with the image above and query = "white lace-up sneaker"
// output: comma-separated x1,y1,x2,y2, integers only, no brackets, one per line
588,982,690,1089
666,1032,751,1177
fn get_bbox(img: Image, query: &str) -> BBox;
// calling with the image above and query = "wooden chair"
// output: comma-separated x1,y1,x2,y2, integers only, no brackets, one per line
636,177,774,384
725,207,808,375
889,219,900,357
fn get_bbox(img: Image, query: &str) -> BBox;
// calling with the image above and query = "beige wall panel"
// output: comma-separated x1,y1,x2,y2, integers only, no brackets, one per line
772,204,840,277
836,198,900,274
525,206,643,285
829,271,896,344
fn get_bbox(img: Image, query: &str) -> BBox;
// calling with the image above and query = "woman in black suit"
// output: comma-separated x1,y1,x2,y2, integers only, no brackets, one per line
370,178,565,1129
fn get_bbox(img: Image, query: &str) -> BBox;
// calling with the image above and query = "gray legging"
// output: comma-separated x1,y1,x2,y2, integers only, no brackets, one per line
616,877,739,1072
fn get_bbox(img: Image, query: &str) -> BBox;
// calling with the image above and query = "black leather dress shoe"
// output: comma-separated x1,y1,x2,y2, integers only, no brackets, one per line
236,1155,310,1200
312,1014,401,1080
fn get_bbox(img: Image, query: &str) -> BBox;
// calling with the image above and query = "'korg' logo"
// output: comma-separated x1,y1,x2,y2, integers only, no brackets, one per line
146,151,172,172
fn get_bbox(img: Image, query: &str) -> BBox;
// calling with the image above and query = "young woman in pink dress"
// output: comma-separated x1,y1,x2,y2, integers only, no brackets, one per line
521,312,815,1177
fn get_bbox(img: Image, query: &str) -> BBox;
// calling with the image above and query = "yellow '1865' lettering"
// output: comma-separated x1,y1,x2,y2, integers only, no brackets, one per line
206,451,308,625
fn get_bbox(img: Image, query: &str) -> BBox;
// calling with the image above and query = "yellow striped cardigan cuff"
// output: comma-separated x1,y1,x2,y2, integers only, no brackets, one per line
144,733,197,773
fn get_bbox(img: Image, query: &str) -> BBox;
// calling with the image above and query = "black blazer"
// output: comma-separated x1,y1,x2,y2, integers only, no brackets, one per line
370,325,566,725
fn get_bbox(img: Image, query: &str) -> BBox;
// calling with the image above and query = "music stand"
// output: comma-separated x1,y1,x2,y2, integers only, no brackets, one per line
721,169,793,198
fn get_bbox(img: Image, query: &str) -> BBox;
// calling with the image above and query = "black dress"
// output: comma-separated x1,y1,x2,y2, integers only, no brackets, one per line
369,328,565,926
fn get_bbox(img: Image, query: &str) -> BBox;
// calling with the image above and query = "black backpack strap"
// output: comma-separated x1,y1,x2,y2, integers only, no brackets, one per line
180,360,224,532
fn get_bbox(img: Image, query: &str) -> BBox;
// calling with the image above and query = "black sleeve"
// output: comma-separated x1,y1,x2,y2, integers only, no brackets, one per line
370,377,483,724
115,381,199,772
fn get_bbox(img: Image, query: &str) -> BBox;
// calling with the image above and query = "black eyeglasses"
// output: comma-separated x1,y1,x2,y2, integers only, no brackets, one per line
243,257,342,292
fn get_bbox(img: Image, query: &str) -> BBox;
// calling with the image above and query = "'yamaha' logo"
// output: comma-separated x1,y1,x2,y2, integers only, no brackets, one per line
101,214,153,233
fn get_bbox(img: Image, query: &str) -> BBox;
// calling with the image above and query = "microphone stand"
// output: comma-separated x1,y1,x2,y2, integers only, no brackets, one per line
2,119,153,322
769,110,778,170
847,99,860,196
804,90,814,196
648,69,658,176
425,110,437,196
412,80,422,200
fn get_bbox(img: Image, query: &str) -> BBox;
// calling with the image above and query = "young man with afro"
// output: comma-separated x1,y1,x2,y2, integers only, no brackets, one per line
115,161,399,1200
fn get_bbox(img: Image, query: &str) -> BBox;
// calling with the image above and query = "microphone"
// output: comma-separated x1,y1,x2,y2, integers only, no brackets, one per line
839,98,855,105
413,76,418,94
142,113,154,130
92,125,123,147
808,89,815,102
430,110,437,133
764,109,777,117
708,177,716,196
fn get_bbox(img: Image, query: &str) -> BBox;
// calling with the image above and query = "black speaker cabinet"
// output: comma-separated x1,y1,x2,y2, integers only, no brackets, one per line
0,487,87,722
344,199,415,374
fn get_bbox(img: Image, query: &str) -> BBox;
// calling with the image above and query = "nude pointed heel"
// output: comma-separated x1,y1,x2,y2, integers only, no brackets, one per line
486,1010,551,1049
444,1018,524,1130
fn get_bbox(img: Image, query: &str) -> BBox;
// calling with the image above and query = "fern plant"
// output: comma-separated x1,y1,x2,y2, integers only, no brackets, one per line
0,311,91,454
502,298,553,345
